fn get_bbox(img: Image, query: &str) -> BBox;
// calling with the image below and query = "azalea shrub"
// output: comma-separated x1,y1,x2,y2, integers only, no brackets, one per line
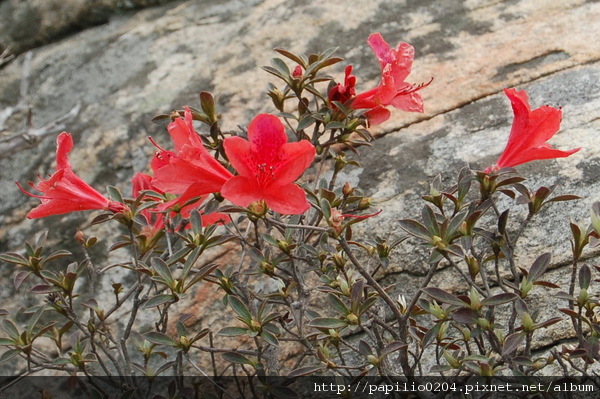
1,32,599,398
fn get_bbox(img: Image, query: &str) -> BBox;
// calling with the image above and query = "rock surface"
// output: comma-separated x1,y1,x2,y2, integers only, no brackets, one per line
1,0,600,376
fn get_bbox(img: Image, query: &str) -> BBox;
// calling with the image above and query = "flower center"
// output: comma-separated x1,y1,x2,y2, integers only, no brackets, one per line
255,163,276,189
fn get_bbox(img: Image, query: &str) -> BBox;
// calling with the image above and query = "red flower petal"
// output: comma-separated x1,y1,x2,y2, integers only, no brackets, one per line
221,176,263,207
223,136,255,178
247,114,287,161
18,132,114,219
167,106,204,153
152,145,232,194
262,183,311,215
272,141,316,186
490,88,580,171
222,114,315,214
350,33,427,124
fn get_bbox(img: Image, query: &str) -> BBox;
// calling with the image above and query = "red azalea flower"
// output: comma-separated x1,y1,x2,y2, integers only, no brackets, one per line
150,106,232,195
221,114,316,215
485,88,580,173
17,132,126,219
156,183,231,226
132,172,165,235
352,33,430,125
328,65,357,105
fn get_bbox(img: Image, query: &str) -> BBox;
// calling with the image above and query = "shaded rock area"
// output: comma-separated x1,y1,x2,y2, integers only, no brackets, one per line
1,0,600,376
0,0,178,56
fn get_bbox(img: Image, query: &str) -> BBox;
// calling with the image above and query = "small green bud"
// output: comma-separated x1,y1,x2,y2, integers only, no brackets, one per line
346,313,359,325
522,312,534,332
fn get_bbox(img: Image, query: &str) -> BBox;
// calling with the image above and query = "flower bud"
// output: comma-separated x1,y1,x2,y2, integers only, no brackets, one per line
477,318,490,330
466,256,480,279
431,235,446,250
522,312,534,332
342,182,354,196
443,350,461,368
578,288,589,305
357,198,372,210
75,229,86,245
248,200,268,220
346,313,359,325
292,65,303,78
367,354,379,366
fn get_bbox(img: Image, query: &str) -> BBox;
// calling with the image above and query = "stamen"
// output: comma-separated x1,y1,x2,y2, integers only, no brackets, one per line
16,181,48,199
148,136,167,152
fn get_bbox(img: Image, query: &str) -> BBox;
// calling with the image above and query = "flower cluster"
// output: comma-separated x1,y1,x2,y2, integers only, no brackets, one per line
6,30,594,389
329,33,431,125
16,33,579,227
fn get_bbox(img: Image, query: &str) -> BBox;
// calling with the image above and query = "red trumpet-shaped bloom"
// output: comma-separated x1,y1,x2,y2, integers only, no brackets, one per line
132,172,165,236
485,88,580,173
329,65,357,105
17,132,126,219
151,106,232,196
352,33,430,125
221,114,315,214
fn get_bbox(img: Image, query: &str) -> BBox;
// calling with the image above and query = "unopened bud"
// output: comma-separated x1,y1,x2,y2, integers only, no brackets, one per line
366,355,379,366
248,200,268,219
578,288,589,304
342,182,354,196
522,312,534,332
431,235,446,250
357,198,372,210
75,230,86,245
443,350,461,368
477,318,490,330
466,256,480,279
292,65,303,78
346,313,359,325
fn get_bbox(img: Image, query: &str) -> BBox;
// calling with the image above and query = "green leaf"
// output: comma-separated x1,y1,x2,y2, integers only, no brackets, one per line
274,48,306,67
579,264,592,289
180,246,202,283
151,258,174,287
144,294,176,308
41,250,72,265
481,293,517,307
199,91,216,118
26,305,46,338
151,114,172,126
189,209,203,235
271,57,290,76
0,349,21,364
228,296,252,324
0,253,28,266
327,294,349,315
421,287,467,307
502,333,524,356
399,219,430,241
308,317,348,329
107,186,124,203
260,330,279,347
217,327,248,337
222,352,253,365
144,332,178,347
529,253,551,282
297,115,315,131
452,307,479,324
